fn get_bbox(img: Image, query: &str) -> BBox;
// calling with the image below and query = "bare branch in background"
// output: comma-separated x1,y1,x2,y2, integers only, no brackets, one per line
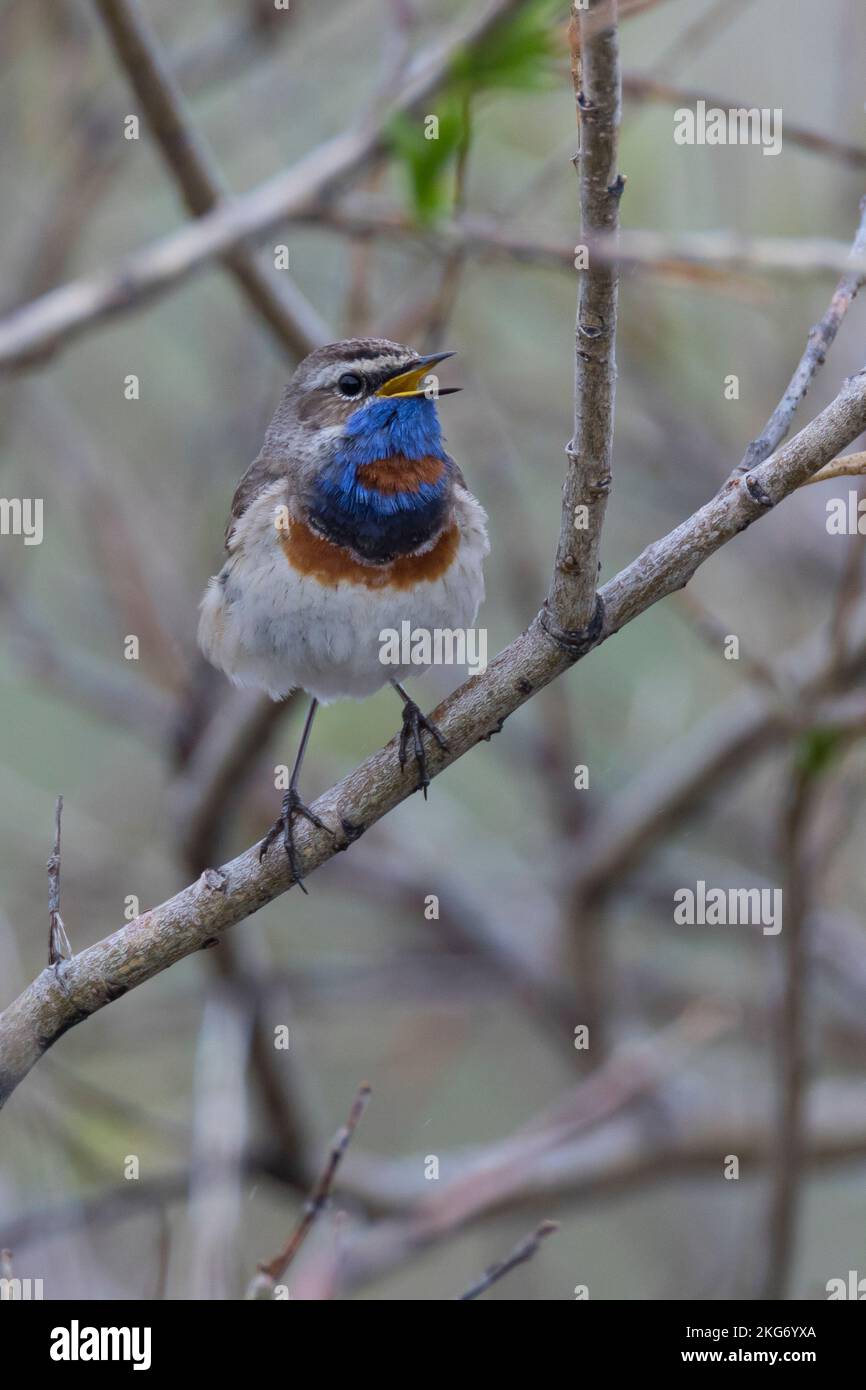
330,1003,733,1293
0,0,529,371
456,1219,559,1300
761,722,863,1300
288,199,769,297
93,0,327,360
760,760,815,1301
308,203,866,289
2,5,864,374
623,73,866,172
646,0,754,79
587,228,866,279
11,0,299,311
0,574,175,744
4,183,865,375
186,987,253,1300
672,590,782,696
829,498,866,670
171,687,299,871
6,1074,866,1260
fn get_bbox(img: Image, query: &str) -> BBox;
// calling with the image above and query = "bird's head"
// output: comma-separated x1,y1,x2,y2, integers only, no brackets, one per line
266,338,461,562
266,338,459,461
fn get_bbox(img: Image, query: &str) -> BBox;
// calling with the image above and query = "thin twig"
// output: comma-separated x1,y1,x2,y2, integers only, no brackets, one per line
800,450,866,487
456,1220,559,1300
726,196,866,482
46,797,71,968
248,1083,371,1297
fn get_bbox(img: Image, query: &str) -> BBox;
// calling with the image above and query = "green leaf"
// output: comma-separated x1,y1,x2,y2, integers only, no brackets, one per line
384,0,563,223
386,99,468,223
449,0,563,94
794,727,844,780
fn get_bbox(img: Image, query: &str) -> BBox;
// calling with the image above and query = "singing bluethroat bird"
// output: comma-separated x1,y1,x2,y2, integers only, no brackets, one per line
198,338,489,887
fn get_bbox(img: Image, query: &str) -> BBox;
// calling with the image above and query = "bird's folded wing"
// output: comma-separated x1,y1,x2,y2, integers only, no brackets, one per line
224,454,287,549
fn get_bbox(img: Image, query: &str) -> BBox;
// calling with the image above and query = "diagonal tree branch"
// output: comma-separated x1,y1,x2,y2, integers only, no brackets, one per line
92,0,328,359
726,195,866,482
456,1219,558,1300
3,355,866,1107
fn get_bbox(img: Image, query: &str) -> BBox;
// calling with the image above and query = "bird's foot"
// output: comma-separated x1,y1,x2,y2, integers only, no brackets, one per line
259,788,331,893
397,699,449,799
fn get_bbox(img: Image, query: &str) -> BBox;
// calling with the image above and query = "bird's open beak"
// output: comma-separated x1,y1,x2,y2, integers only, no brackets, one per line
375,350,461,398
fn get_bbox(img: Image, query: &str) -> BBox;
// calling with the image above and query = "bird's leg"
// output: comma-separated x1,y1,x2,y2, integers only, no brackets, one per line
259,697,331,891
391,680,449,799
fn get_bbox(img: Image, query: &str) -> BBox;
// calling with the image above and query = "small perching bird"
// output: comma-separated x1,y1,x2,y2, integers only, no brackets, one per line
198,338,489,886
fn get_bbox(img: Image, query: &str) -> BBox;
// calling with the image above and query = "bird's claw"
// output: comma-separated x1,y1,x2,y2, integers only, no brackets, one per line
398,700,449,799
259,788,332,892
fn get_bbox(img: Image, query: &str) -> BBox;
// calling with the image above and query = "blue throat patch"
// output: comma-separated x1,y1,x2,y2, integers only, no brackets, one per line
310,397,452,562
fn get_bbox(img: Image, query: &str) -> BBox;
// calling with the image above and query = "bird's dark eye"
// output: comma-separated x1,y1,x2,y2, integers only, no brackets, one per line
338,372,364,397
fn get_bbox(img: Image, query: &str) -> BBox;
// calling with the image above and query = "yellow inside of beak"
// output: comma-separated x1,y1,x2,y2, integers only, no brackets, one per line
375,362,435,398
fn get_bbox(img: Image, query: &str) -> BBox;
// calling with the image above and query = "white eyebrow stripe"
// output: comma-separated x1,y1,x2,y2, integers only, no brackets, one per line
304,355,409,391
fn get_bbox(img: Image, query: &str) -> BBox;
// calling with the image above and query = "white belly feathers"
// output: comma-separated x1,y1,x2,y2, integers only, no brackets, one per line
198,480,488,703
